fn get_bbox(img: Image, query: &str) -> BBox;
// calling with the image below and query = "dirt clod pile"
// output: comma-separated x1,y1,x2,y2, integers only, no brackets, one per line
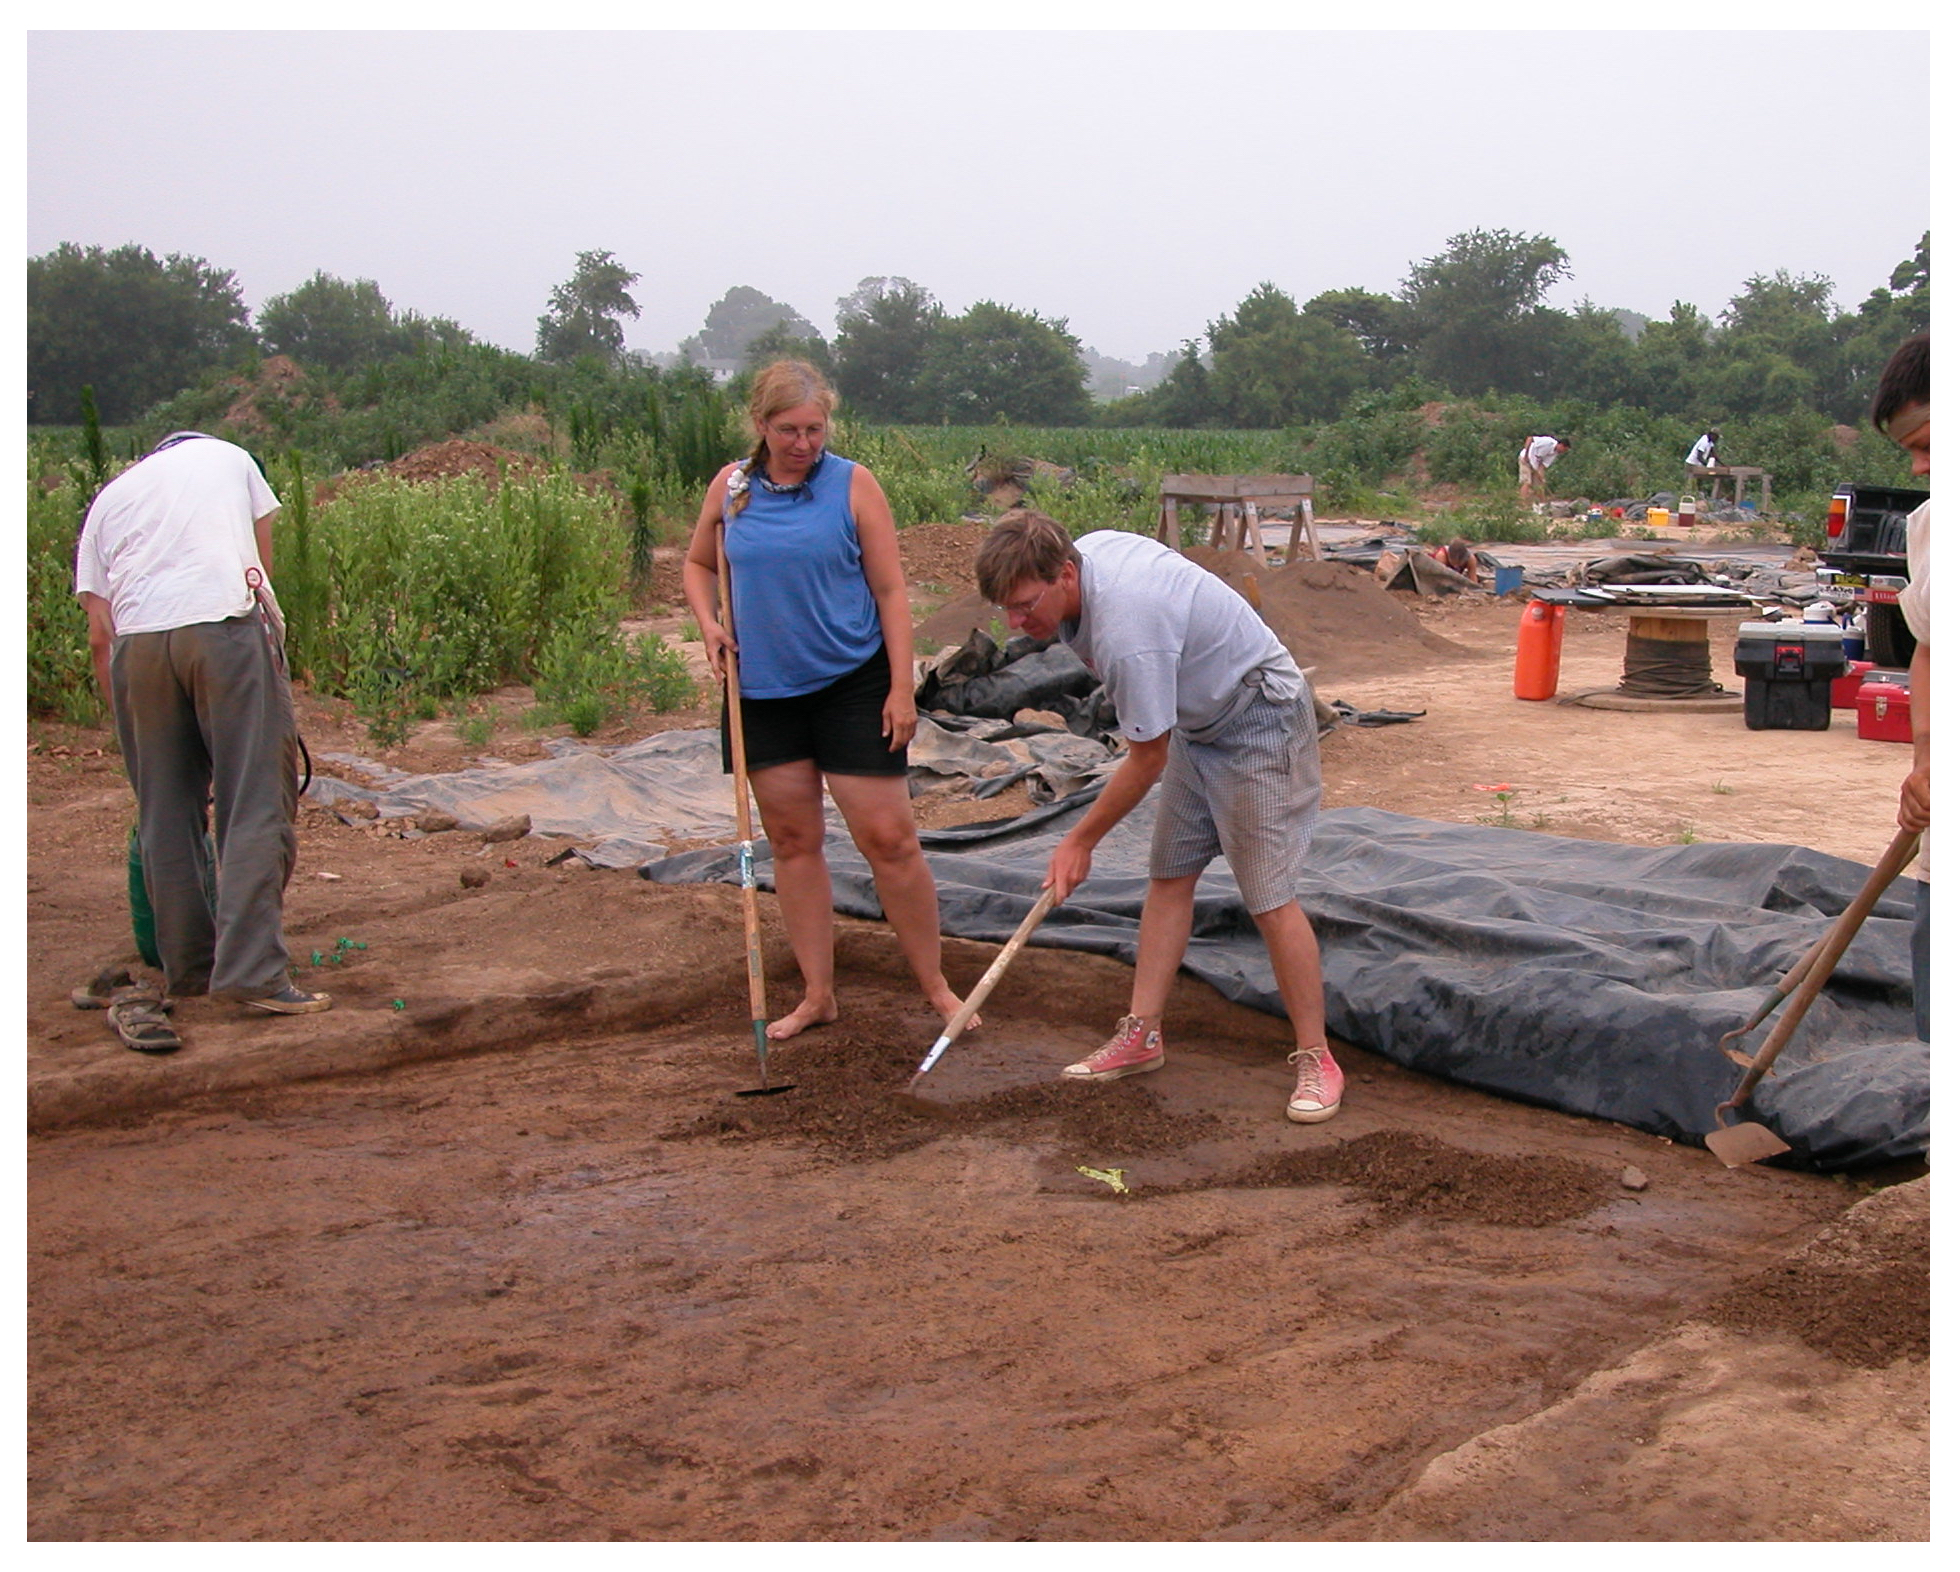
383,439,547,488
1148,1128,1611,1224
668,1009,1221,1162
1705,1175,1929,1366
1185,546,1473,683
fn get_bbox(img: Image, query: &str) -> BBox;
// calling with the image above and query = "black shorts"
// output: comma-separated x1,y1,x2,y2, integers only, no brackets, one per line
721,647,908,777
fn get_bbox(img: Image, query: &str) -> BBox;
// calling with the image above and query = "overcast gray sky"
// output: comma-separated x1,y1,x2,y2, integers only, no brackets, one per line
26,26,1932,366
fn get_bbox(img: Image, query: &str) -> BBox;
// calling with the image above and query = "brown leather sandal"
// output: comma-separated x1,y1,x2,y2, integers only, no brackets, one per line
107,985,182,1053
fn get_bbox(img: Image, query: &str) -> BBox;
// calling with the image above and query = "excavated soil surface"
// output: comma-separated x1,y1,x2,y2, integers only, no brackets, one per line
26,522,1929,1541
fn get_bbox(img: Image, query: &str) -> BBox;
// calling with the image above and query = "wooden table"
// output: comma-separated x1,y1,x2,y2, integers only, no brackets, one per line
1157,474,1318,562
1687,465,1772,514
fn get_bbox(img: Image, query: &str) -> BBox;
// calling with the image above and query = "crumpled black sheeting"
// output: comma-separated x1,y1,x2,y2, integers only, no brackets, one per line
641,802,1925,1170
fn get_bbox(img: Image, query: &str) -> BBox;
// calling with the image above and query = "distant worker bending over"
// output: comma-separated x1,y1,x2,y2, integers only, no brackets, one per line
1429,538,1481,585
974,511,1344,1125
1517,433,1570,504
1685,427,1721,471
74,431,329,1040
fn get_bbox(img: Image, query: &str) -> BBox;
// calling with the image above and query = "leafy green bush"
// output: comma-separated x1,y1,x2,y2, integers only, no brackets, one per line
1419,490,1549,545
530,626,698,736
1424,405,1511,485
1308,410,1423,494
274,468,640,741
25,455,102,722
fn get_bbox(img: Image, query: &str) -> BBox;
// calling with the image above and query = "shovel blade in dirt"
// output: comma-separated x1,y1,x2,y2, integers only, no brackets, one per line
1705,1119,1791,1168
903,887,1058,1090
736,1017,795,1098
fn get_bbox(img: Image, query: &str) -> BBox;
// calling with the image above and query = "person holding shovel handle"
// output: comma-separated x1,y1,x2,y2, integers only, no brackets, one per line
975,510,1343,1123
1870,333,1931,1041
682,359,967,1043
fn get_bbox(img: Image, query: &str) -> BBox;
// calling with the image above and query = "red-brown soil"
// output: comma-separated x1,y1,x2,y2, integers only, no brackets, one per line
26,524,1928,1541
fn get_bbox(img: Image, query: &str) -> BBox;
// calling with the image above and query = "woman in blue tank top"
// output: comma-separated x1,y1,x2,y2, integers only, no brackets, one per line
683,361,970,1044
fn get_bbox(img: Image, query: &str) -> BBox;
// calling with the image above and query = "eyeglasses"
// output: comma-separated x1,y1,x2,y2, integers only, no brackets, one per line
994,579,1058,619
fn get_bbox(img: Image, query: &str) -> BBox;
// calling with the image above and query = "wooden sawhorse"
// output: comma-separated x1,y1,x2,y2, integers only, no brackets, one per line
1157,473,1318,562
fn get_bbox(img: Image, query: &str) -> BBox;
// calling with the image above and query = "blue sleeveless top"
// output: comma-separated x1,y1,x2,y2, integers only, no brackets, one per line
724,452,884,698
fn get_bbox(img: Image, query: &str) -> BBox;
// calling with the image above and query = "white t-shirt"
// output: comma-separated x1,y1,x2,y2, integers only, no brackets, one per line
1686,434,1717,467
1899,499,1931,643
1062,530,1301,743
1898,498,1931,881
1520,436,1563,470
74,435,281,636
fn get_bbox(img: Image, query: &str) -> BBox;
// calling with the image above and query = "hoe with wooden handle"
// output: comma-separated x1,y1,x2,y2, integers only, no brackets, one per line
718,523,794,1099
1707,826,1920,1166
902,887,1059,1099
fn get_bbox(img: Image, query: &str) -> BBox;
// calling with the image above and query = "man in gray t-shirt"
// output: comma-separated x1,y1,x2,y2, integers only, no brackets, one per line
975,513,1343,1124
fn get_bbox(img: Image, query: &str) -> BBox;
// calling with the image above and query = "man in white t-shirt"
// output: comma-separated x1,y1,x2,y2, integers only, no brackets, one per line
1517,434,1570,502
1870,335,1930,1040
74,432,330,1030
1685,428,1721,471
974,512,1343,1124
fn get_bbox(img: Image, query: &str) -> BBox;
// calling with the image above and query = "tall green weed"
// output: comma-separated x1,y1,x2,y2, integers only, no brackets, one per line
26,457,101,722
531,626,698,736
273,468,693,742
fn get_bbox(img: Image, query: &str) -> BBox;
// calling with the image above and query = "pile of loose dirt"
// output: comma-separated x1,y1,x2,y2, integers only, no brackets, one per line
383,439,548,488
1704,1176,1929,1366
1146,1128,1612,1225
1183,547,1474,684
221,354,316,435
641,546,689,611
667,1010,1221,1163
897,521,990,597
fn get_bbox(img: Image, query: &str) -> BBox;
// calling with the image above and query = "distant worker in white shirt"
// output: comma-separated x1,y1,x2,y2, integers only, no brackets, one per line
75,432,330,1042
1517,434,1571,504
1685,428,1721,471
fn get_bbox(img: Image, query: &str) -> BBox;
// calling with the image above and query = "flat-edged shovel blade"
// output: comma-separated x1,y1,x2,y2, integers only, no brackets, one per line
1706,1120,1791,1168
734,1019,794,1097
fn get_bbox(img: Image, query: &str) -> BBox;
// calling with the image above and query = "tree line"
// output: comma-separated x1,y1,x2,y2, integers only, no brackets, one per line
27,228,1928,439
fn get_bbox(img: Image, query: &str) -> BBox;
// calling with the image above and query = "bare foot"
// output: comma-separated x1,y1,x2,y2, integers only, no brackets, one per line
929,988,980,1035
766,997,838,1041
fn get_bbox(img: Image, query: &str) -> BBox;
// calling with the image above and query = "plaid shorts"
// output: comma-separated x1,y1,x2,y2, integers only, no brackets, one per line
1150,691,1321,915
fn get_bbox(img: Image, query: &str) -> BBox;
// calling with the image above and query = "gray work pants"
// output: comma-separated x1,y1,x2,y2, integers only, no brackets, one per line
111,615,299,999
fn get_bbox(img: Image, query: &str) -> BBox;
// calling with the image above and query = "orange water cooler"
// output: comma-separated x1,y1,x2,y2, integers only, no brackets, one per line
1514,599,1566,700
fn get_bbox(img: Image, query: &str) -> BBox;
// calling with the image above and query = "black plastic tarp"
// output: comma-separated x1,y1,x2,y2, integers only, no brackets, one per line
642,797,1925,1170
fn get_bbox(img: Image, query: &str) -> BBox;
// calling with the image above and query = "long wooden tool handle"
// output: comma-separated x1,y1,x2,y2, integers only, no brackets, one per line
911,887,1060,1081
1726,827,1921,1108
718,524,768,1041
1721,928,1839,1061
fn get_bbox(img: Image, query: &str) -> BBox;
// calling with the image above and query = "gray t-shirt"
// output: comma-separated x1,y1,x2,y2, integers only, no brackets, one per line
1062,530,1301,743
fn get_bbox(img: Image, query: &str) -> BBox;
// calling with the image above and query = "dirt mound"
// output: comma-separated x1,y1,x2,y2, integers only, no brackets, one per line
221,354,318,435
667,1007,1222,1163
383,439,548,488
1186,546,1474,683
1704,1176,1929,1366
898,521,989,597
1147,1128,1610,1225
